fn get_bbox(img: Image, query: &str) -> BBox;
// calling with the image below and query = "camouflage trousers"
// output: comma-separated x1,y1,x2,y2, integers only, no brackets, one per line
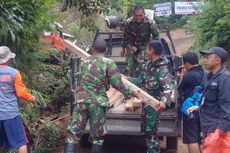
141,106,160,153
126,46,147,77
65,103,107,145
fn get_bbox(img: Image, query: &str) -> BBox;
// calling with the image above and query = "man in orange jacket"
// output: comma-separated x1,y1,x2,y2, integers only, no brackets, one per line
0,46,36,153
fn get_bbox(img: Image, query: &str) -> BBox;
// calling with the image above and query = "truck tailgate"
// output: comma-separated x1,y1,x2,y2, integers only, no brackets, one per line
85,103,178,136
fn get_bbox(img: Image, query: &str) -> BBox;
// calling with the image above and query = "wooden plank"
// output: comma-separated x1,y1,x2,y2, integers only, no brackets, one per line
132,98,142,108
125,99,134,112
63,40,90,58
63,40,160,110
108,91,124,107
106,87,117,98
121,77,159,109
113,96,125,108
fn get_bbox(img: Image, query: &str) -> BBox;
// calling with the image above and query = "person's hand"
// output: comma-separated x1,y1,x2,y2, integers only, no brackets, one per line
176,66,186,79
121,47,127,56
155,102,166,112
133,90,141,99
187,106,199,113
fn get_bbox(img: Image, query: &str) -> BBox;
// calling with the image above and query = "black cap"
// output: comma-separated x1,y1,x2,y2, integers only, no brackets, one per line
200,47,228,62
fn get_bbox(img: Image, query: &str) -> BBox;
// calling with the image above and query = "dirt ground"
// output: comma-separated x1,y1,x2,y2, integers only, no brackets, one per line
50,29,193,153
51,135,188,153
160,29,193,55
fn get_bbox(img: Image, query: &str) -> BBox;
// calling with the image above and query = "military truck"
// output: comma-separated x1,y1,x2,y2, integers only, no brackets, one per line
70,29,182,150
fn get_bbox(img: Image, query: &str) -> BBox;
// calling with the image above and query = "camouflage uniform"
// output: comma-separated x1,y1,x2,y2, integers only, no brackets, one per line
123,16,159,77
129,58,172,153
65,55,134,145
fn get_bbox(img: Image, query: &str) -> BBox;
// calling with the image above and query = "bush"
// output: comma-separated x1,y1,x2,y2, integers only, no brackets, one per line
34,123,60,153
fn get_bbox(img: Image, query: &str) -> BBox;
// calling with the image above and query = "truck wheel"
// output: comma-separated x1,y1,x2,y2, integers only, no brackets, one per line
166,136,178,150
80,134,91,148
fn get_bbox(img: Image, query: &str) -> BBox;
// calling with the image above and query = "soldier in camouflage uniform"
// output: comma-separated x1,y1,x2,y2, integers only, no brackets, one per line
128,40,172,153
121,6,159,77
64,39,139,153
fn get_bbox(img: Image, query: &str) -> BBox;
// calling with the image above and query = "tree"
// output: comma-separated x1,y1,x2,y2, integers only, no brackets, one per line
0,0,57,54
192,0,230,52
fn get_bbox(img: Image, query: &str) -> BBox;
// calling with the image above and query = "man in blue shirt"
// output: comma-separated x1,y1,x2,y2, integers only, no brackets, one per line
199,47,230,153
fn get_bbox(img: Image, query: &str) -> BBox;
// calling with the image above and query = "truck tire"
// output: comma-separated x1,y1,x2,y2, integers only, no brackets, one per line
166,136,178,150
80,134,91,148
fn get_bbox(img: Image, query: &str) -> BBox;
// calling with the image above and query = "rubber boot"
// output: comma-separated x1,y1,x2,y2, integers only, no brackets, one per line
91,144,103,153
64,143,76,153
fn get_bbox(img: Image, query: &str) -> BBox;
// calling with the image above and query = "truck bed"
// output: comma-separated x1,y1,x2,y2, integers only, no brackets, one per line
85,103,178,136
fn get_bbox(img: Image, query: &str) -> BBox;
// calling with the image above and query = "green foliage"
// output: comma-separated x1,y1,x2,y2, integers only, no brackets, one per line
20,103,40,124
67,22,94,47
34,123,60,153
155,15,189,29
0,0,58,53
192,0,230,51
32,49,70,103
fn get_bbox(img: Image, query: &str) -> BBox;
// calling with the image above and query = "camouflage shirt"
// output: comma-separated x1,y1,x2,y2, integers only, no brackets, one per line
76,55,134,107
122,16,159,49
128,58,172,106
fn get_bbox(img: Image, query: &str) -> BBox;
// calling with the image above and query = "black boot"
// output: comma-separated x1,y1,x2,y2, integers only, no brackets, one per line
64,143,76,153
91,144,103,153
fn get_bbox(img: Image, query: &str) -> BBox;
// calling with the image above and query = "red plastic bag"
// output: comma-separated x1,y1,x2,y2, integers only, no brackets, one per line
203,129,230,153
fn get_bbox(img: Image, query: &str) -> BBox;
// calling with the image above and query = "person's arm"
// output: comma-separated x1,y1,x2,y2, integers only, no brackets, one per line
158,66,172,108
149,19,159,39
127,62,146,86
121,21,130,56
127,72,144,86
14,71,35,103
177,73,190,92
107,61,134,98
122,21,130,49
217,73,230,132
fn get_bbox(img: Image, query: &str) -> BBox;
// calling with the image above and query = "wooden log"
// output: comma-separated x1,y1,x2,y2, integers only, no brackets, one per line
132,97,142,108
121,77,159,109
113,96,125,108
125,99,134,112
133,107,142,113
108,91,124,107
106,87,117,98
63,40,90,58
63,40,160,110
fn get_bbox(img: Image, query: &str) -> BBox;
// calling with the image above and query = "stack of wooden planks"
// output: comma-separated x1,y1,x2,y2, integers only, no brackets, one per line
63,40,160,112
106,87,142,112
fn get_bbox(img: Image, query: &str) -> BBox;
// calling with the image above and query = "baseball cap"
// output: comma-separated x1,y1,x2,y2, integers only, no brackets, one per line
0,46,16,64
200,47,228,62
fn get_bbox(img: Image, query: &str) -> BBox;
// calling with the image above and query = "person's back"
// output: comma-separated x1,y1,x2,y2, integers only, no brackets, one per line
0,66,19,120
77,55,133,106
178,65,204,98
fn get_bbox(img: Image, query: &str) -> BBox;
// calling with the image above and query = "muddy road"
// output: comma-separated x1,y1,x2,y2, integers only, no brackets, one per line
51,135,187,153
